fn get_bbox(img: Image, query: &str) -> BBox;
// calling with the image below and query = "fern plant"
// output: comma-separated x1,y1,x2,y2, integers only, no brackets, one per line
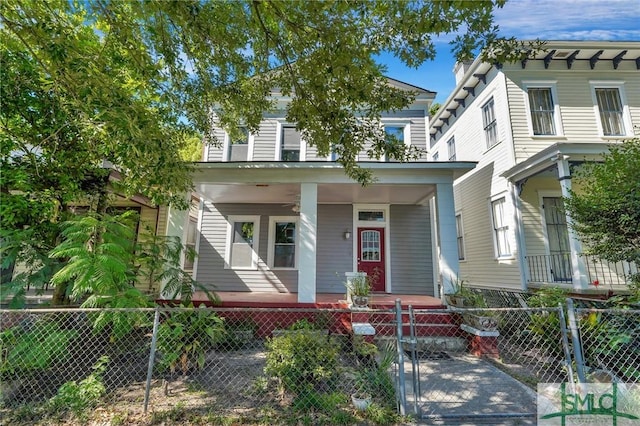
50,210,142,306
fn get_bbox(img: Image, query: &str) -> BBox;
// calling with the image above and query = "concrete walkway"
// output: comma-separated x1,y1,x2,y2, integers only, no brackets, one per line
400,353,538,425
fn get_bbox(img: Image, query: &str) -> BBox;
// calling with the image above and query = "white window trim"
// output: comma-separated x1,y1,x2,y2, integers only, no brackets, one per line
447,136,456,161
352,204,391,292
489,196,513,260
268,216,299,270
537,190,564,260
224,215,260,270
522,81,564,138
481,97,499,151
455,213,465,261
381,121,411,162
275,122,307,161
222,129,255,162
589,81,633,138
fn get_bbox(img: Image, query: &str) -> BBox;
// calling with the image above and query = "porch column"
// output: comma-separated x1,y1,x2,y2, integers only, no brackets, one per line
435,183,460,296
556,158,588,289
163,192,192,296
298,183,318,303
509,181,529,290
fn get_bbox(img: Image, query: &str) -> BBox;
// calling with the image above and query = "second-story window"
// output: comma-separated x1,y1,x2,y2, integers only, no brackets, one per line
281,125,301,161
384,124,407,162
595,88,625,136
432,151,439,161
228,127,249,161
482,97,498,150
447,137,456,161
528,88,556,135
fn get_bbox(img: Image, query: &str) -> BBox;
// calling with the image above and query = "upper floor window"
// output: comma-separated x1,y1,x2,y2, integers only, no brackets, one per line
383,124,409,162
491,197,511,258
595,87,625,136
225,216,260,269
528,88,556,135
447,137,456,161
432,151,439,161
227,127,249,161
268,217,298,269
482,98,498,149
281,125,301,161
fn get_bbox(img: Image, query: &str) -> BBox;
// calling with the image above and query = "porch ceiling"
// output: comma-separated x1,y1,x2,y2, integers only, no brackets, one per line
195,182,436,205
192,161,475,205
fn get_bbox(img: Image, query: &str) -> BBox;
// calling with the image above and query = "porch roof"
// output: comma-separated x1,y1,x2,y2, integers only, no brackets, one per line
501,142,613,183
192,161,476,205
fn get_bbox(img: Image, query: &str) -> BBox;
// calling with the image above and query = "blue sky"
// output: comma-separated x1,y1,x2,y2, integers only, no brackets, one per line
383,0,640,104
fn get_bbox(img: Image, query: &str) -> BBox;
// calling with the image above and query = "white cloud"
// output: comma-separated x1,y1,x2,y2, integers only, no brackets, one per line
494,0,640,40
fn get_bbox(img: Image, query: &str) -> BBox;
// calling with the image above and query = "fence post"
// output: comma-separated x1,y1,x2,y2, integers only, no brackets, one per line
395,299,407,416
557,304,575,386
565,298,586,383
408,305,420,415
144,307,161,413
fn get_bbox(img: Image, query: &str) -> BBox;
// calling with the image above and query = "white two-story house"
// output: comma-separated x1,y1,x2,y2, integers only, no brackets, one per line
164,78,476,304
428,41,640,294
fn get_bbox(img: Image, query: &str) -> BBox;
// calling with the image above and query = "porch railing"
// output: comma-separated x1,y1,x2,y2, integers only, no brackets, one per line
525,253,638,287
525,253,572,284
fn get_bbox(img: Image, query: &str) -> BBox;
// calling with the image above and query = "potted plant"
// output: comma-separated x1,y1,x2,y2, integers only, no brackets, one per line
346,273,371,308
350,341,396,410
446,276,470,307
459,290,499,331
351,372,373,410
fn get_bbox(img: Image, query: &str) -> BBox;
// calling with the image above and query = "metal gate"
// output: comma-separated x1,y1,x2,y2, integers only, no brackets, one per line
393,301,563,423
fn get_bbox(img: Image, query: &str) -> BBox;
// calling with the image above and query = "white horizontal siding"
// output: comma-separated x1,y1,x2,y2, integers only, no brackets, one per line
454,165,521,289
504,66,640,163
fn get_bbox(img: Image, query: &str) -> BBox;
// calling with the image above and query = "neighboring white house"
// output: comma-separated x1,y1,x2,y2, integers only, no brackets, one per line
428,41,640,293
168,78,476,303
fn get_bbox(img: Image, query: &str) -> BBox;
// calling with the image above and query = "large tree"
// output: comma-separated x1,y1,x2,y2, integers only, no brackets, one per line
1,0,534,303
564,139,640,290
1,0,532,190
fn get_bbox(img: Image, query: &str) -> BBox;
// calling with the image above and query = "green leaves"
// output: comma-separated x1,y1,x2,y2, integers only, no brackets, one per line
2,0,511,188
564,138,640,289
50,212,138,304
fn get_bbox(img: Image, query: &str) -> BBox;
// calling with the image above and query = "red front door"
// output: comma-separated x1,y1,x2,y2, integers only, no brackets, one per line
357,227,386,292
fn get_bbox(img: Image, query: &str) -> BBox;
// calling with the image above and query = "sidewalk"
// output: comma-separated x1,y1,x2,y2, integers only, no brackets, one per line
401,353,538,425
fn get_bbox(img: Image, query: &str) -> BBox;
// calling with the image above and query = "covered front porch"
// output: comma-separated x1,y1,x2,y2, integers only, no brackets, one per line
503,142,636,293
167,161,476,304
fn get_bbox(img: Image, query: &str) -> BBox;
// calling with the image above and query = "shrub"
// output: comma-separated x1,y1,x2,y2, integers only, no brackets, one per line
264,329,339,397
527,287,568,357
156,307,225,374
0,320,78,378
48,356,110,415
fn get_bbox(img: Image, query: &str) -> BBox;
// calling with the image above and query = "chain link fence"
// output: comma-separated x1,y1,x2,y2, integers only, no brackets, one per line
576,307,640,384
1,307,401,424
1,303,638,424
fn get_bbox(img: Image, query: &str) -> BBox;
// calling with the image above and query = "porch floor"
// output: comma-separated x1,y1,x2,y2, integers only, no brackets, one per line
195,291,445,309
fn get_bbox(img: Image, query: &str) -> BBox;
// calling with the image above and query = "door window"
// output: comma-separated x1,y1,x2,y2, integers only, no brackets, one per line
361,230,380,261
